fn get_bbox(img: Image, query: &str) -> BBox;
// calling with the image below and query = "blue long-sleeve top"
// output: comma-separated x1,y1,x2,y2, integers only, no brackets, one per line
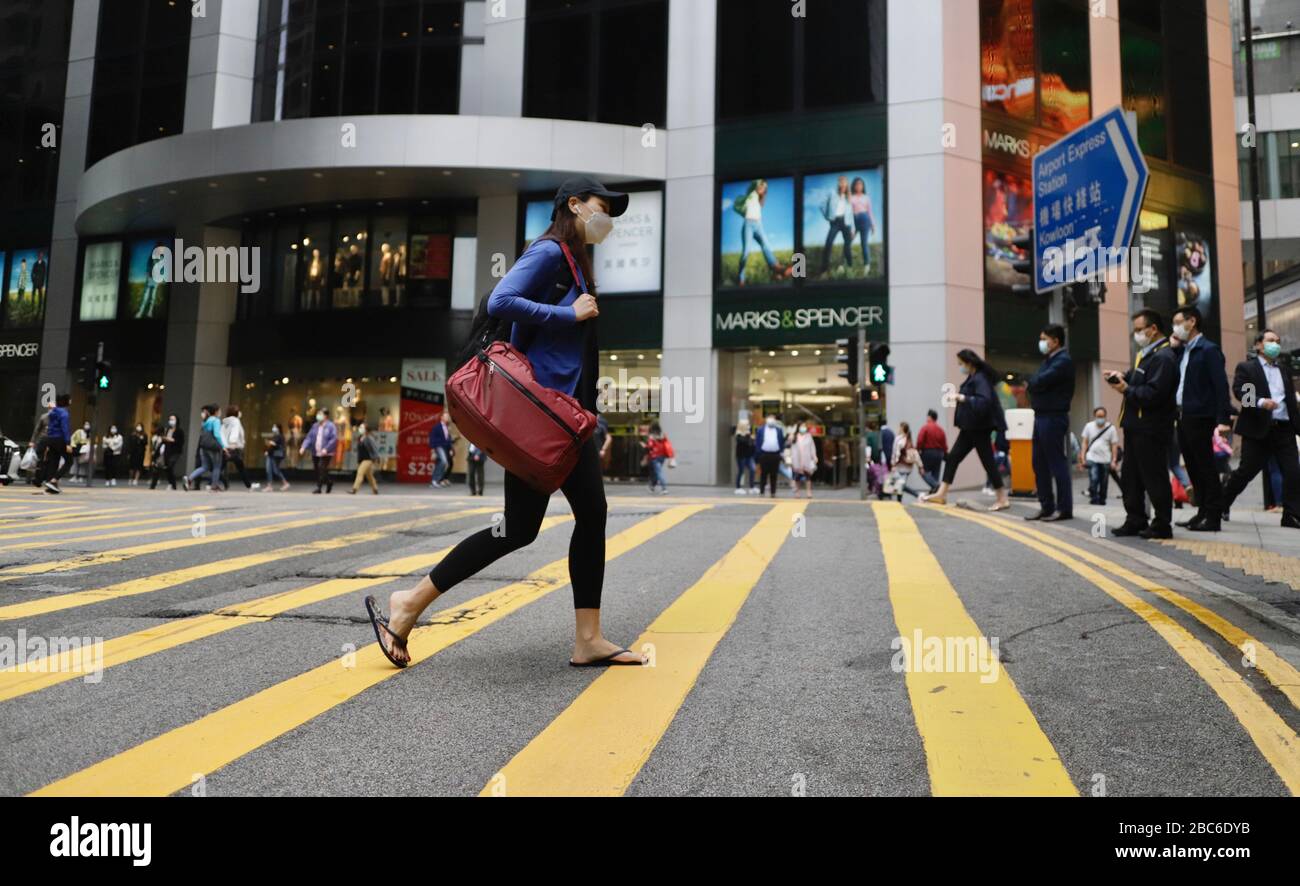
47,406,70,442
487,239,587,397
201,415,225,448
429,422,451,451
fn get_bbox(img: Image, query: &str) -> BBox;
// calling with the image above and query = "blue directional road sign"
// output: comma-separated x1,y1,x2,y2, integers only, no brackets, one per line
1031,106,1150,295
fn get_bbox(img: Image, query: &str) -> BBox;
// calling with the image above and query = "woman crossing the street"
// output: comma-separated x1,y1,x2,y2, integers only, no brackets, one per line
920,349,1011,512
364,176,642,669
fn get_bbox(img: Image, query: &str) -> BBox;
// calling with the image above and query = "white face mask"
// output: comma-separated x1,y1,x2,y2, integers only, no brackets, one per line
1172,323,1189,341
1038,339,1051,356
575,202,614,245
766,417,776,427
317,413,326,422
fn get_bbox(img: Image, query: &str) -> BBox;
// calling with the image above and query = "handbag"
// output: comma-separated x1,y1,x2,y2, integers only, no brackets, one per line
446,241,597,494
19,446,37,471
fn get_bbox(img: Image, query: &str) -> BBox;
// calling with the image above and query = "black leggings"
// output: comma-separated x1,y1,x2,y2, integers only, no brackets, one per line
430,438,607,609
942,429,1003,490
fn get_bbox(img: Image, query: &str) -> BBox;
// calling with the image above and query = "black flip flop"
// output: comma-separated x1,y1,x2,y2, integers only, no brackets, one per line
364,594,410,669
569,648,643,668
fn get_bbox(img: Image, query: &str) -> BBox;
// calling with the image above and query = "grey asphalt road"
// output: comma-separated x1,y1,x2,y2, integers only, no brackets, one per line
0,477,1297,797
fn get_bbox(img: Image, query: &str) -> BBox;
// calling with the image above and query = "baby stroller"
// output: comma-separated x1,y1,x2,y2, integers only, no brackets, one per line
0,434,22,486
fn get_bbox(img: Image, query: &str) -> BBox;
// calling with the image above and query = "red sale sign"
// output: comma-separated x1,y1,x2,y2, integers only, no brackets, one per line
397,358,447,484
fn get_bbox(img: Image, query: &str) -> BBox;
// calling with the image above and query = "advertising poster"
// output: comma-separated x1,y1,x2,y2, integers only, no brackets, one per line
127,238,169,319
719,177,795,287
397,358,447,484
802,169,884,282
4,247,49,328
1175,229,1213,319
523,200,553,249
983,168,1033,289
593,190,662,294
980,0,1036,121
79,241,122,322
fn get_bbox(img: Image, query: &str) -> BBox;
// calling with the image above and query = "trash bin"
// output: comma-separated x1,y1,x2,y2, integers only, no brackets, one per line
1005,408,1035,496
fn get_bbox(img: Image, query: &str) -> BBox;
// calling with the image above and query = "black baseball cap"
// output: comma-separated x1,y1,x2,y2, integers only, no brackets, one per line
551,175,629,220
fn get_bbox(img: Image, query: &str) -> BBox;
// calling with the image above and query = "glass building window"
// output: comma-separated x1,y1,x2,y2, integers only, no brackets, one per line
525,0,667,127
253,0,465,122
86,0,192,167
1120,0,1212,173
979,0,1090,133
717,0,884,122
0,1,74,247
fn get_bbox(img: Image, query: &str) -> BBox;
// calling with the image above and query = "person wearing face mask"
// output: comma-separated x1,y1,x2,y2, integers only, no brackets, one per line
1078,408,1118,506
102,425,123,486
1221,330,1300,528
1024,324,1075,521
1169,306,1232,532
790,422,818,499
70,421,92,485
151,416,184,489
127,423,147,486
754,414,786,498
367,177,645,670
300,409,337,494
1105,310,1179,539
264,422,289,491
921,350,1010,511
185,405,226,492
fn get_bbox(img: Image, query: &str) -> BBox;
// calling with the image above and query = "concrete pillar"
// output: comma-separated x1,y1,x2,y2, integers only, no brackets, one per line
1090,3,1130,422
39,0,102,407
886,0,985,487
162,225,241,452
460,2,487,115
659,0,717,485
1208,0,1247,362
184,0,259,132
480,0,526,118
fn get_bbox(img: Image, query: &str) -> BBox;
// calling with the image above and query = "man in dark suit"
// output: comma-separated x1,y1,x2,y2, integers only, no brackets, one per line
1025,323,1075,521
1108,310,1180,539
1170,306,1232,532
1222,330,1300,528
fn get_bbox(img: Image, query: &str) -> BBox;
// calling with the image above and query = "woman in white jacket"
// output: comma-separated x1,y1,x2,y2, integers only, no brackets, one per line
220,405,256,490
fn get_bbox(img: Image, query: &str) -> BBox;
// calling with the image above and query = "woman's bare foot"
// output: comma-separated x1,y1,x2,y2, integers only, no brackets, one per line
571,636,644,666
572,608,645,665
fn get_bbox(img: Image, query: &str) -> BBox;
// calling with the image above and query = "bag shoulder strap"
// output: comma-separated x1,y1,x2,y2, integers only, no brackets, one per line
556,241,588,295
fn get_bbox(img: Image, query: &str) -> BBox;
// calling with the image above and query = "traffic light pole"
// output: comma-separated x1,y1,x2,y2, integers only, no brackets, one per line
858,327,869,501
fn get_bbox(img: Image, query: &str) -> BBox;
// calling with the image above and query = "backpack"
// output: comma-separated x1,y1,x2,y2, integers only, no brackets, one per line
452,239,583,373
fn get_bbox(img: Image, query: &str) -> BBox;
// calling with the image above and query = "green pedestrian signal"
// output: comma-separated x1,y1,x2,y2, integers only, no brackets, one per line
872,363,887,384
94,360,112,391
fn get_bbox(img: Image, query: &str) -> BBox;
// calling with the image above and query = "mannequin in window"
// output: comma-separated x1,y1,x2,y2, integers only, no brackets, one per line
378,242,395,307
304,248,324,310
395,242,408,305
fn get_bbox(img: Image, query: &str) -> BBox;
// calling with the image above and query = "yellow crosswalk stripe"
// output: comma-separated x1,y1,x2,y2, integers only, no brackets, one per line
0,507,441,621
951,509,1300,713
0,507,128,525
0,506,419,582
0,505,86,521
30,505,708,796
481,502,802,797
0,506,295,548
929,505,1300,795
872,502,1076,796
0,507,512,702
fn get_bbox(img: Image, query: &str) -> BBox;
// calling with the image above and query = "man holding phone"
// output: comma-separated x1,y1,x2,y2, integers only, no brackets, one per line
1108,310,1179,539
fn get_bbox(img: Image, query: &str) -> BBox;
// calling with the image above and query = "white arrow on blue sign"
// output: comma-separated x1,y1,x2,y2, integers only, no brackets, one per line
1031,106,1150,295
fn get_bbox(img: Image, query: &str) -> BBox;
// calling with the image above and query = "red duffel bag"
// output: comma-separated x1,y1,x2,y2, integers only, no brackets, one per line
446,242,597,493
